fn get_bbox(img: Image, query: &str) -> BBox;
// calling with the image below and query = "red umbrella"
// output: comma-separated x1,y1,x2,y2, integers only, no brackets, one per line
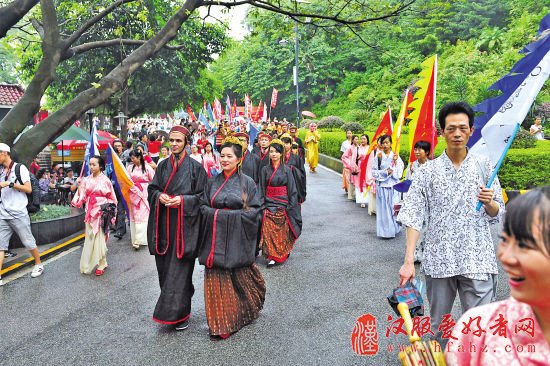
301,110,317,118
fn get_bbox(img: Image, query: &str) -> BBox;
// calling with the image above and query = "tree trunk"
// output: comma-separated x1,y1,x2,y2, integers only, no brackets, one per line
0,0,38,39
13,0,202,164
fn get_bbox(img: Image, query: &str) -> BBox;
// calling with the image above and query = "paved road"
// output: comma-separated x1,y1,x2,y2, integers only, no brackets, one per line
0,165,509,366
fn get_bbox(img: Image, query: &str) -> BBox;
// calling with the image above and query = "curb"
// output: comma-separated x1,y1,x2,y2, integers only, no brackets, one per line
1,233,85,277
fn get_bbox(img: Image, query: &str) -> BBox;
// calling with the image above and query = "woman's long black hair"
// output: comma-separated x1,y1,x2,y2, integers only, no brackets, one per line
129,148,146,174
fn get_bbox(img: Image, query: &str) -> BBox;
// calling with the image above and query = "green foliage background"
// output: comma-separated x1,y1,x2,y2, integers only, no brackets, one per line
212,0,550,128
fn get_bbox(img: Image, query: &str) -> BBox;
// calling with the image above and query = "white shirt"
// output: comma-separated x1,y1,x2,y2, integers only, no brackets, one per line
397,151,505,280
0,162,30,219
340,140,351,154
530,124,544,140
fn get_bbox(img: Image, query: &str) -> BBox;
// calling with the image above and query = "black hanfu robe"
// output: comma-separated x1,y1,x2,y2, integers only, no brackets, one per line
147,154,207,325
259,163,302,240
199,171,265,336
285,152,307,204
255,147,270,176
241,150,260,185
199,171,262,268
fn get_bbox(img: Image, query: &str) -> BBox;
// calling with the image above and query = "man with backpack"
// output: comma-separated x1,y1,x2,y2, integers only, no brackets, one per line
0,143,44,286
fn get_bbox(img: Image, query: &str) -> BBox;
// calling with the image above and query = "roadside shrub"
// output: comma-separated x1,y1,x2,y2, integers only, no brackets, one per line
301,119,317,128
30,204,71,222
511,128,536,149
341,121,364,134
317,116,344,131
346,109,369,124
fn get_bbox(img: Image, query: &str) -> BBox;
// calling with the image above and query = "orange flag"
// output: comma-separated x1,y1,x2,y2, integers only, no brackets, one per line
359,107,393,191
408,55,438,163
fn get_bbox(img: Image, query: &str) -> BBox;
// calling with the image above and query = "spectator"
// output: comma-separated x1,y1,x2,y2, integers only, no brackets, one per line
190,144,202,163
148,134,161,163
0,143,44,286
158,146,170,163
529,116,544,140
121,140,133,166
37,168,56,203
30,156,41,176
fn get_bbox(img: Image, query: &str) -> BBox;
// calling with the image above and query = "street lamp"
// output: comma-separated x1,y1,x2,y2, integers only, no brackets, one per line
279,0,310,125
86,108,95,133
115,111,128,138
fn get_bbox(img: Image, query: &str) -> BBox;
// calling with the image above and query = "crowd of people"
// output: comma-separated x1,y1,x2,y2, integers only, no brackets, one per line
1,101,548,361
20,117,309,340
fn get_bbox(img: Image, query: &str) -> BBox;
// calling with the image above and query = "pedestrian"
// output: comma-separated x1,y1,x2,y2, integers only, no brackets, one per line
397,102,505,347
71,155,117,276
404,140,432,263
341,135,365,202
0,143,44,285
282,135,306,204
372,134,404,238
446,186,550,365
304,122,321,173
147,125,207,330
121,140,133,166
340,130,353,194
136,144,157,170
235,132,260,184
190,144,202,164
202,142,219,178
259,139,302,267
127,149,155,250
254,131,272,174
199,137,266,340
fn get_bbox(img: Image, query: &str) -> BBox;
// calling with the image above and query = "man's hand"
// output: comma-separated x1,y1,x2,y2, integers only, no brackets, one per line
477,185,494,205
399,262,415,286
159,193,171,205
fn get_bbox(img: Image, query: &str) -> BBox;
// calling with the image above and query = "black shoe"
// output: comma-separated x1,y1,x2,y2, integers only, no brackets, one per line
175,319,189,331
4,251,17,258
114,234,123,240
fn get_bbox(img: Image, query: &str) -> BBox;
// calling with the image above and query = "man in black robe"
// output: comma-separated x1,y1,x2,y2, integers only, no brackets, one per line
147,126,207,331
254,132,272,174
235,132,260,185
289,126,305,166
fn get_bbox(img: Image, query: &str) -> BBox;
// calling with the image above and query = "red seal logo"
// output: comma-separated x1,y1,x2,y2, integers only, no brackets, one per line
351,313,379,356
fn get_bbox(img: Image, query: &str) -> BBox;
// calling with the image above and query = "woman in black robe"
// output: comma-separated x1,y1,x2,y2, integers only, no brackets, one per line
147,126,207,330
199,137,266,340
259,139,302,267
281,135,307,204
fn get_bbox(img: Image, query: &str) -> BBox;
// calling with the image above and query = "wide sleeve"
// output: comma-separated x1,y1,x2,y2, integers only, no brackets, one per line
341,146,354,170
285,167,302,237
391,156,405,180
396,166,429,232
146,164,156,181
105,177,118,206
147,162,164,207
371,154,389,182
183,162,208,217
71,178,88,208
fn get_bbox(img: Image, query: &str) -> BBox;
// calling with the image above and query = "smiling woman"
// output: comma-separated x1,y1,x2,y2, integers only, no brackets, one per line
446,186,550,365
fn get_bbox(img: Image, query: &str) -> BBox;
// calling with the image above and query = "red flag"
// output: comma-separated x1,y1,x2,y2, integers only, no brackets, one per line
359,107,393,191
256,100,263,120
186,105,197,121
270,88,278,108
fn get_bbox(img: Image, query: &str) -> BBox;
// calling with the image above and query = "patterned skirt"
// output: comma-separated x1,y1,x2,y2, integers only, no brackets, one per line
261,209,295,262
204,264,266,336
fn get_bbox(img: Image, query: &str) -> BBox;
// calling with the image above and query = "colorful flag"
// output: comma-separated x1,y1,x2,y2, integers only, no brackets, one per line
105,145,134,216
199,111,211,132
231,99,237,121
206,102,215,124
358,107,393,191
270,88,278,108
214,98,222,122
225,95,231,120
469,15,550,167
186,105,197,121
262,101,268,122
248,121,259,152
407,55,438,163
80,122,99,177
392,89,413,155
255,100,263,121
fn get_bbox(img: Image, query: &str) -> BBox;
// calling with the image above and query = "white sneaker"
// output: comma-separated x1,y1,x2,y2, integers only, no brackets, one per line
31,264,44,278
0,276,3,286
